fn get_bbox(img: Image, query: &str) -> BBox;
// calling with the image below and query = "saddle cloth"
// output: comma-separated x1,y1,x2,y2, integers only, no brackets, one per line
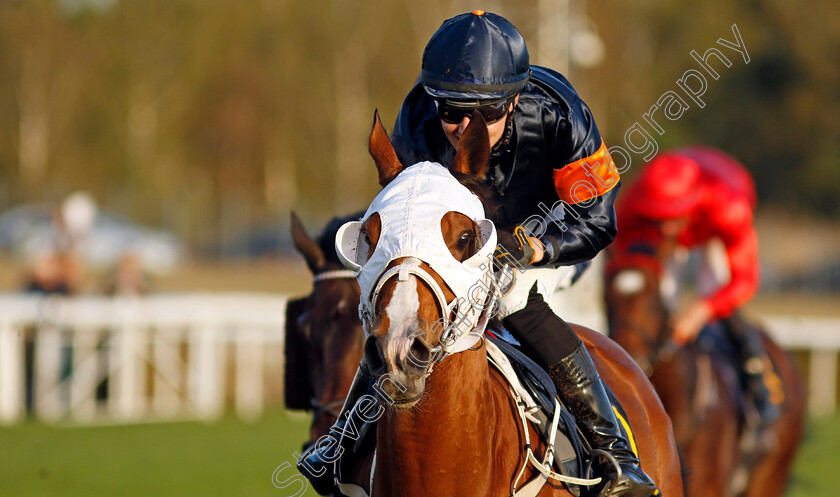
486,334,586,481
485,332,642,496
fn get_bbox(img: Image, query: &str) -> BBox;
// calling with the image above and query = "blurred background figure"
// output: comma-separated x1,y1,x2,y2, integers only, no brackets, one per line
103,251,152,296
613,147,782,427
60,191,98,253
22,248,83,295
21,192,95,295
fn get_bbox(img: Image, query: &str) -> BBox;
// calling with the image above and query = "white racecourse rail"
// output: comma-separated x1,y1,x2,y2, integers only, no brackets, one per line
0,293,837,425
0,293,287,425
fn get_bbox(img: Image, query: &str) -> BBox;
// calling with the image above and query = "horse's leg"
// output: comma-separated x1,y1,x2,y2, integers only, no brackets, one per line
679,375,740,497
573,325,684,497
743,338,806,497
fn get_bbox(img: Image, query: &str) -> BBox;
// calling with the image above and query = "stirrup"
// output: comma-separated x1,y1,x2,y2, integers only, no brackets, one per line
743,355,783,427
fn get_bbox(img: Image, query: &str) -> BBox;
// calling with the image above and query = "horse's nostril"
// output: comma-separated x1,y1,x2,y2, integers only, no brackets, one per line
365,336,386,374
408,336,433,368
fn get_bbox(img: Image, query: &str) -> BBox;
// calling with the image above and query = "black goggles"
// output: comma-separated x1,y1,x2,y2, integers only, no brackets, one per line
434,97,512,124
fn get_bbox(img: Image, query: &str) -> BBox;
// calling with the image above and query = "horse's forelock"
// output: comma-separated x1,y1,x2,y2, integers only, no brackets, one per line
318,210,367,265
451,171,501,225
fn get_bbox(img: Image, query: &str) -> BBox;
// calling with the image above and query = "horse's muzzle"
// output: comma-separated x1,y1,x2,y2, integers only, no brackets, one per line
364,335,428,407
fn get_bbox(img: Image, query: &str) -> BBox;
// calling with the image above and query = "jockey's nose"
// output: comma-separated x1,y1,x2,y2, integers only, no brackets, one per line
456,116,471,134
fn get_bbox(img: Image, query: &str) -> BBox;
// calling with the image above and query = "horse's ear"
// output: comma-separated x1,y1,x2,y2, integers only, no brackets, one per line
369,109,403,187
290,211,325,274
451,110,490,179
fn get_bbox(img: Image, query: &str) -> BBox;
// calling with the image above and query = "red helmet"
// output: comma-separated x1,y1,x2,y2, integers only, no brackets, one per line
634,154,701,220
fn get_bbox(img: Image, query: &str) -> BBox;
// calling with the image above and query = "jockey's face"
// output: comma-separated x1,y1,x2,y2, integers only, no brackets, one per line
441,95,519,151
656,217,689,238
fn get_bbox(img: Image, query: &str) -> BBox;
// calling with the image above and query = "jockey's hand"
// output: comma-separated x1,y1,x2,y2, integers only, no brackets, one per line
672,300,712,345
495,227,544,268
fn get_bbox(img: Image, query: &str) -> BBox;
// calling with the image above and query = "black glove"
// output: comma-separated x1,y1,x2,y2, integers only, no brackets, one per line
495,226,537,268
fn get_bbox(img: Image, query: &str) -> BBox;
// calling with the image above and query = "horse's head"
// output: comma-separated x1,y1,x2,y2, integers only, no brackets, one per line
288,212,365,441
604,248,672,375
335,110,500,408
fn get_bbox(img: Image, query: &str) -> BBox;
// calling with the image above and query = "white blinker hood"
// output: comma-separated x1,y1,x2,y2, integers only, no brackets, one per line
335,161,498,353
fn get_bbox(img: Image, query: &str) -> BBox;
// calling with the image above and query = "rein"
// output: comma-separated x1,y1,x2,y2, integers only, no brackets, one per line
311,397,345,419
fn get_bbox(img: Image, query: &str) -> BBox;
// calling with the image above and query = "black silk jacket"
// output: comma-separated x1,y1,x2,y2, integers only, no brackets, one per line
391,66,620,267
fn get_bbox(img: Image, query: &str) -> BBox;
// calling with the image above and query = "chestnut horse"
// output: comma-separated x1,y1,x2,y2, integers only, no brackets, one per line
286,212,366,444
335,111,683,497
604,250,805,497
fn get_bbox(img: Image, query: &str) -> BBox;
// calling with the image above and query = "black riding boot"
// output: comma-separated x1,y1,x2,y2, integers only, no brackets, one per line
548,344,659,497
724,314,782,426
296,361,373,495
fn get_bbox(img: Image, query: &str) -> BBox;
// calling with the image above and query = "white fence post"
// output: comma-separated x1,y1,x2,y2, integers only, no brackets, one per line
35,324,64,421
152,326,185,417
809,349,838,418
70,327,100,422
189,323,224,420
0,321,24,422
112,321,147,421
235,326,265,421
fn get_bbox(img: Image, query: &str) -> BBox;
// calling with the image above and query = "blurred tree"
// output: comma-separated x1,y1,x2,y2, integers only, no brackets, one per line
0,0,836,258
593,0,840,215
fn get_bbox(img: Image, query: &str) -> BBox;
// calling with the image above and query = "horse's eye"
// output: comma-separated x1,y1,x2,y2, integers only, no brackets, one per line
363,231,371,246
458,232,472,246
296,311,312,338
296,311,310,329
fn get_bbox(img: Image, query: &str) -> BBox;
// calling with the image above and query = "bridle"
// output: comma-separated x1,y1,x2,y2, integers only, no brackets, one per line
312,269,356,283
307,268,359,417
360,257,504,369
612,316,678,377
608,266,678,376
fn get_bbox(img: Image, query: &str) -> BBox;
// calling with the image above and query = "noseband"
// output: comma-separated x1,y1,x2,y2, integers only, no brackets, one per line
360,257,501,362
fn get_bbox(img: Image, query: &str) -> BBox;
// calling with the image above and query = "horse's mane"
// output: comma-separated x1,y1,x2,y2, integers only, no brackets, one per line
318,210,366,265
450,170,503,226
448,169,508,332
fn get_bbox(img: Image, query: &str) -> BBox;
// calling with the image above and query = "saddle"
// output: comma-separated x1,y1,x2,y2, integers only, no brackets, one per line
694,319,784,425
692,319,785,495
485,334,588,496
486,333,641,497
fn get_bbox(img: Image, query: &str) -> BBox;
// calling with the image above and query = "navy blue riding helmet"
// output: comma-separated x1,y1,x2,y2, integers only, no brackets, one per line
421,10,531,102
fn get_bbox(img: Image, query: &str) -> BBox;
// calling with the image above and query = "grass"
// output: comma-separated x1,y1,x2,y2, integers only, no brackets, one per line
0,410,319,497
787,415,840,497
1,411,838,497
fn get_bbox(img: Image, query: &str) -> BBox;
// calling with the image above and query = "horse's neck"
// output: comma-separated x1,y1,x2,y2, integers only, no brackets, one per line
651,346,702,443
374,347,515,496
380,347,495,457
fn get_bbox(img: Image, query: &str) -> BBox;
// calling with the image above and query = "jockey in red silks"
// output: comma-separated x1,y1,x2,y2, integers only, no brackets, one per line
614,146,781,425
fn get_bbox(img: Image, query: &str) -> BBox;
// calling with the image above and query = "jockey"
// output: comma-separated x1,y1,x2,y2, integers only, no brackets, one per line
299,11,657,497
399,12,656,497
614,147,781,425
